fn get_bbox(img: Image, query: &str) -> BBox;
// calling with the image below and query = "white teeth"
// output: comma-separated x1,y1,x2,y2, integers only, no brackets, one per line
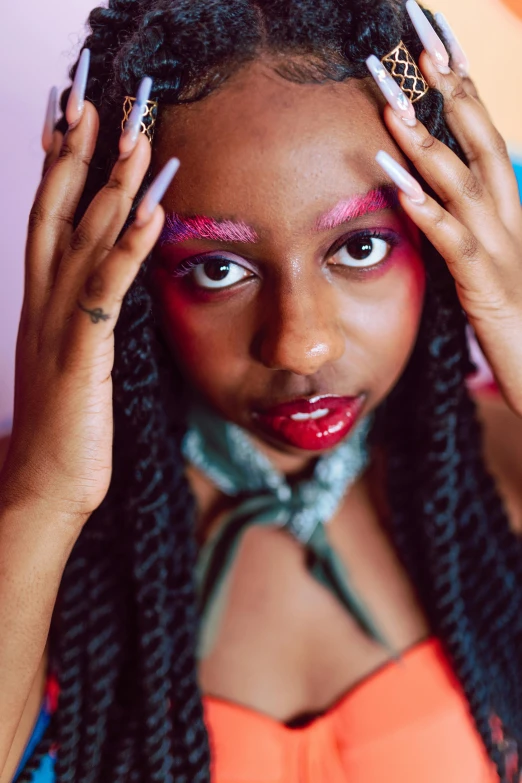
290,408,329,422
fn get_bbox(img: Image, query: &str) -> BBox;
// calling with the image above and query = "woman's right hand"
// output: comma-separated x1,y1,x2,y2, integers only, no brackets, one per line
0,60,177,528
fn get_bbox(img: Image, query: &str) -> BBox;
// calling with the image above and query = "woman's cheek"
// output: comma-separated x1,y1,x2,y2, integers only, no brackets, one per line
150,267,251,395
341,249,426,405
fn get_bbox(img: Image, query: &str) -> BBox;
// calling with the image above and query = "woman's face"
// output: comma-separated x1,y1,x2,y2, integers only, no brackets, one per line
150,59,425,468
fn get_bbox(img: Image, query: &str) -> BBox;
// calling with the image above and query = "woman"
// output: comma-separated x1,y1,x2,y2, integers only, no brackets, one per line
2,0,522,780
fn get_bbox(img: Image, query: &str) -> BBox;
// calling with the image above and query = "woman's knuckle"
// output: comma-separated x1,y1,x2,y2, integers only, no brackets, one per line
83,270,106,300
449,82,468,104
491,131,509,163
69,224,92,254
458,171,483,203
457,233,480,261
105,178,134,210
431,204,447,229
58,141,75,162
105,175,126,194
418,133,438,155
28,199,47,233
58,140,91,171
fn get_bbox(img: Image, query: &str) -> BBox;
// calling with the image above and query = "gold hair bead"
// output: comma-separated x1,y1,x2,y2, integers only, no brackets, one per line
381,40,429,103
121,96,158,142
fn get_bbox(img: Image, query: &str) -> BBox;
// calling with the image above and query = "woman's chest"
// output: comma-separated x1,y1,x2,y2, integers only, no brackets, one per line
197,476,430,724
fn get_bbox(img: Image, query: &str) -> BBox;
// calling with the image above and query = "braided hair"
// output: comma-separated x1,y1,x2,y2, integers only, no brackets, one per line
19,1,522,781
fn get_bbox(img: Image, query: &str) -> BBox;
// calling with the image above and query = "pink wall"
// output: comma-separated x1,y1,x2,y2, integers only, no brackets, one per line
0,0,95,433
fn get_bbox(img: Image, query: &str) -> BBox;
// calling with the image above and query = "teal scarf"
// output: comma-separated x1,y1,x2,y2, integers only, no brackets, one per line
183,405,396,659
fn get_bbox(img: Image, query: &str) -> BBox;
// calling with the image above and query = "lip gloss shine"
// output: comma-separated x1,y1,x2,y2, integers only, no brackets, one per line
253,394,366,451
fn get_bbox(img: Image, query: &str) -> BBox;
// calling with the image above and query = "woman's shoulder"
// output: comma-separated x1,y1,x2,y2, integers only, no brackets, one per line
474,390,522,534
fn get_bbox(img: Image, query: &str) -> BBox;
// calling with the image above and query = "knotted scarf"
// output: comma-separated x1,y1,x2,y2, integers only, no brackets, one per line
183,405,396,659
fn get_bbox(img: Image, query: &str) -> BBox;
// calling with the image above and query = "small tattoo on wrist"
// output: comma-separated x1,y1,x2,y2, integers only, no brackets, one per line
77,301,111,324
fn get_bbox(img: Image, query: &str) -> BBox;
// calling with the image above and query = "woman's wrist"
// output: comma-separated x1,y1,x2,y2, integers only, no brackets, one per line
0,483,89,548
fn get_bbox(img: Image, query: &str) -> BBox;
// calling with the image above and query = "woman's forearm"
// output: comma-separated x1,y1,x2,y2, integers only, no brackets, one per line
0,497,79,775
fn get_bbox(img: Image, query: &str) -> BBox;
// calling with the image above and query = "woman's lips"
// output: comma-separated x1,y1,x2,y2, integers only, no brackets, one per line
252,394,366,451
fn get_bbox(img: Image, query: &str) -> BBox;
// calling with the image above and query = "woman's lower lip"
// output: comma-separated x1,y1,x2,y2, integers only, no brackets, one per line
254,397,365,451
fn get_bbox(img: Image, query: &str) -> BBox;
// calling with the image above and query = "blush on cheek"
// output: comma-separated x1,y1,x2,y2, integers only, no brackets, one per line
348,246,426,408
149,266,249,404
150,267,206,359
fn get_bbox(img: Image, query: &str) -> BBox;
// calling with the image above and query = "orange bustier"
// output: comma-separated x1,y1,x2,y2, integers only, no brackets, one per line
203,637,500,783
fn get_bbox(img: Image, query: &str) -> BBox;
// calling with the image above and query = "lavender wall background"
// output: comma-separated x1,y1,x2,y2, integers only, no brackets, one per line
0,0,94,434
1,0,521,435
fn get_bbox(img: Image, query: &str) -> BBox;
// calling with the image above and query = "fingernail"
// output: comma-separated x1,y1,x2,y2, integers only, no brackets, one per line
375,151,426,204
434,12,469,79
42,86,58,152
366,55,417,127
119,76,153,160
65,48,90,128
406,0,451,75
135,158,180,227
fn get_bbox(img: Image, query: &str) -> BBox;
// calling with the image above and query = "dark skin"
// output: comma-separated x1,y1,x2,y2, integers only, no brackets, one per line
3,41,522,777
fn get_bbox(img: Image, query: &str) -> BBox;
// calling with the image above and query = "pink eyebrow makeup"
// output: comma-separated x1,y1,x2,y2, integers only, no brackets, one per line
160,213,259,245
315,186,399,232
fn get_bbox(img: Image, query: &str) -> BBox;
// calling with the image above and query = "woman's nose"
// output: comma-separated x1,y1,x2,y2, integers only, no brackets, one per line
255,277,345,375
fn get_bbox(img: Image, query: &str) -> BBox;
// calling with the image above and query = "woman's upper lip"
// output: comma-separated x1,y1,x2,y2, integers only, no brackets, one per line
253,394,359,418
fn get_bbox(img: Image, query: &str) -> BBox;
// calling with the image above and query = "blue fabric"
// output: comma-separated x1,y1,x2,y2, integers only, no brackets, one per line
512,157,522,201
13,703,55,782
26,753,56,783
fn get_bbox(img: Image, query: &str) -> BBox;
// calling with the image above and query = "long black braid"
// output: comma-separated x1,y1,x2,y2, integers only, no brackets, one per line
18,1,522,781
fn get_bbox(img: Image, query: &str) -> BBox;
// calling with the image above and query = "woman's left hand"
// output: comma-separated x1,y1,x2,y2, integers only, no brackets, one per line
372,30,522,418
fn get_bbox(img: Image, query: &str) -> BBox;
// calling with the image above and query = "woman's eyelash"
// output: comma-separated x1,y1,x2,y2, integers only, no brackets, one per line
169,255,233,278
170,230,401,279
332,228,401,256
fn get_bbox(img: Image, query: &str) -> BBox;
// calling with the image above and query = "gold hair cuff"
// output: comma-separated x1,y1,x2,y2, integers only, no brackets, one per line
121,96,159,142
381,41,429,103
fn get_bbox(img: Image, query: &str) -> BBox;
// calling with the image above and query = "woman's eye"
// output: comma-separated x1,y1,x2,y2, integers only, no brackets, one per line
191,259,252,289
332,235,392,269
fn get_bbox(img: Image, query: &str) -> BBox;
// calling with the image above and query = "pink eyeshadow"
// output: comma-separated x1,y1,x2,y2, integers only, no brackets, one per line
315,186,399,231
160,213,259,245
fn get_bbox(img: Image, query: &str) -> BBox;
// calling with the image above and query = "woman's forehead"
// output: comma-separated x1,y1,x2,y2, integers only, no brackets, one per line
153,61,398,232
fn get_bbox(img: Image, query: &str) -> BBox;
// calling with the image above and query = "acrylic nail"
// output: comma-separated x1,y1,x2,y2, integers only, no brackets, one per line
119,76,153,160
366,55,417,127
406,0,451,75
375,151,426,205
65,48,91,128
42,86,58,152
434,12,470,79
135,158,180,227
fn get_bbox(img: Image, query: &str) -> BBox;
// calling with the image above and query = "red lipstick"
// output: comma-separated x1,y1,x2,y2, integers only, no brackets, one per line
253,395,366,451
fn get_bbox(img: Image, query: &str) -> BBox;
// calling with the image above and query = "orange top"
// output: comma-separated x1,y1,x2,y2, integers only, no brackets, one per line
203,637,500,783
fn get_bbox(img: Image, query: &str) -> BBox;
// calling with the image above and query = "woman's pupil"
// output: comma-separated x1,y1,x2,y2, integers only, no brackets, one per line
204,260,231,281
348,238,373,260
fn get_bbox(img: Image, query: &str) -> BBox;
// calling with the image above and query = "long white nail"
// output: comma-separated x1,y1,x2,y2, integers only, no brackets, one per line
406,0,451,75
135,158,180,227
375,151,426,205
366,55,417,126
65,48,91,128
434,12,469,79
